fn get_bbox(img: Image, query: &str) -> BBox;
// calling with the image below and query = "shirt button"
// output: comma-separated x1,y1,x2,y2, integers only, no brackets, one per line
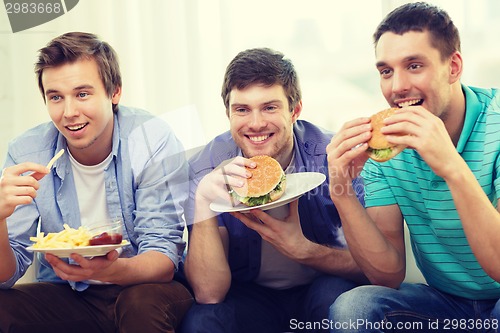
431,181,439,188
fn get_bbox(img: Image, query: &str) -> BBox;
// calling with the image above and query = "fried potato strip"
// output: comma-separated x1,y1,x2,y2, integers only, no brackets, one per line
30,224,91,248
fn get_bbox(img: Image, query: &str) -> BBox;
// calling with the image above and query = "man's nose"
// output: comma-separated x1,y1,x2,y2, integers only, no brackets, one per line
63,99,79,118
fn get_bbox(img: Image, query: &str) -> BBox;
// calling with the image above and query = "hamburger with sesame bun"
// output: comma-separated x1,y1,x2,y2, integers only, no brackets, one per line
367,108,407,162
231,155,287,207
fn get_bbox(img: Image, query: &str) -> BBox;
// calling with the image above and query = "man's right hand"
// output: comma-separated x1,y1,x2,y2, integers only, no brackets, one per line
326,117,371,199
0,163,49,221
195,156,255,210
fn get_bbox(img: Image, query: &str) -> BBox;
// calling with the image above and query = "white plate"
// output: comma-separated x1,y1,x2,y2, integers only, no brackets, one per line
210,172,326,213
26,241,129,258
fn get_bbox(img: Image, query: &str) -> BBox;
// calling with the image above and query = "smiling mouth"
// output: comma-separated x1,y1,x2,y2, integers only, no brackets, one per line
66,123,88,132
398,99,423,108
247,134,272,143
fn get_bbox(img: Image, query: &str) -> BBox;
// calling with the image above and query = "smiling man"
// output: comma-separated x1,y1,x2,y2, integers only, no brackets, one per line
179,48,366,333
326,2,500,332
0,32,193,333
228,83,296,166
43,58,116,165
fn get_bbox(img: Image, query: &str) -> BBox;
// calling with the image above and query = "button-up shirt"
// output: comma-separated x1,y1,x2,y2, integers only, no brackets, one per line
185,120,365,281
1,105,189,289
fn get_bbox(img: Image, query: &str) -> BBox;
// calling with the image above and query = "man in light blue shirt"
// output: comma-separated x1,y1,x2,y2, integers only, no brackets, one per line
327,2,500,332
0,32,192,333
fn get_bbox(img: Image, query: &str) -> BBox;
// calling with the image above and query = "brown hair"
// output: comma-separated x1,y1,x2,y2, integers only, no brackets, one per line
35,32,122,112
373,2,461,61
221,48,301,116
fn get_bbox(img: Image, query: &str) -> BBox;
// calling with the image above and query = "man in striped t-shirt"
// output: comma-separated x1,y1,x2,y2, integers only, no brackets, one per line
327,2,500,332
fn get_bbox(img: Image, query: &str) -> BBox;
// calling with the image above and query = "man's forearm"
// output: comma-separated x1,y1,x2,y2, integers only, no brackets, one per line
108,251,175,285
293,239,368,284
184,220,231,303
445,159,500,281
0,220,18,283
330,194,406,288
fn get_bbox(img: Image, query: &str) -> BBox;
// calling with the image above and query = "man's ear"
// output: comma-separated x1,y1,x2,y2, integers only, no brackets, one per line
111,86,122,104
449,51,463,84
291,101,302,123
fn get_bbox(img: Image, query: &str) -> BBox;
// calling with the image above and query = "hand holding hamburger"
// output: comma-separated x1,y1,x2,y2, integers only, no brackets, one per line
231,155,287,207
366,108,407,162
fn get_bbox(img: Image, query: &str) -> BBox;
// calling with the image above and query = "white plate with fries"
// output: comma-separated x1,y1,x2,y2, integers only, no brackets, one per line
26,223,129,258
26,241,129,258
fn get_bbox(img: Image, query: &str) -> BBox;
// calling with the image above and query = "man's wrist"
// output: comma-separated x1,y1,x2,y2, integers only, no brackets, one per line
329,184,358,203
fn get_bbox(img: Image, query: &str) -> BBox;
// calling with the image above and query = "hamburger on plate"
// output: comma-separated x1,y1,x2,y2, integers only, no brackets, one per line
367,108,407,162
231,155,287,207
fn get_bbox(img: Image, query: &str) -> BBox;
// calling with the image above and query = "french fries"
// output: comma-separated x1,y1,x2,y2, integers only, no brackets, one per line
30,224,92,249
46,149,65,170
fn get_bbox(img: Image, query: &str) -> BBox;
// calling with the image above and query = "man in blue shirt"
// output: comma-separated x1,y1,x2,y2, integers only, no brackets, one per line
0,32,193,333
327,2,500,332
179,48,366,333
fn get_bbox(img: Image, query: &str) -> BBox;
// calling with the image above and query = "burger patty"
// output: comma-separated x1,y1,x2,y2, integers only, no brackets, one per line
232,174,286,207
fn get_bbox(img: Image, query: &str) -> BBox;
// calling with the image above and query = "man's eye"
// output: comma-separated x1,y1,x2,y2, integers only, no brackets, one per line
264,106,277,111
50,95,61,101
78,92,88,98
408,63,422,70
380,68,392,77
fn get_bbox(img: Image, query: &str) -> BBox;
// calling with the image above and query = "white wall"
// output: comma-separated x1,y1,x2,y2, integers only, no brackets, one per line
1,0,499,162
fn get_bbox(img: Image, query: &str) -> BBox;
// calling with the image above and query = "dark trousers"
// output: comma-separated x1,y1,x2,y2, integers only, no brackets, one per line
0,281,193,333
178,275,359,333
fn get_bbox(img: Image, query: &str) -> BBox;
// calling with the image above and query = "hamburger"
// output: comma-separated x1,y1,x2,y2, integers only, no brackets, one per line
231,155,287,207
367,108,406,162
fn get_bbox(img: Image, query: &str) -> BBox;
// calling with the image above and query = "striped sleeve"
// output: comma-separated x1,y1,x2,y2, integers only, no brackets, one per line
494,144,500,207
361,160,398,208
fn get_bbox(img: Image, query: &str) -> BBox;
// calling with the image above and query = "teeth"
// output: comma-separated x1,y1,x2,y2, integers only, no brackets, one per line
249,135,269,142
398,99,421,108
67,124,86,131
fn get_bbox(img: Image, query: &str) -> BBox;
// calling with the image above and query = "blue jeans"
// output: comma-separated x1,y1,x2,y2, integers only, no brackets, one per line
179,275,359,333
329,283,500,332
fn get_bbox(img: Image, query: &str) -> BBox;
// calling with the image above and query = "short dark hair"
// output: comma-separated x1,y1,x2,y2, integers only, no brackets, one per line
35,32,122,112
221,48,301,115
373,2,461,60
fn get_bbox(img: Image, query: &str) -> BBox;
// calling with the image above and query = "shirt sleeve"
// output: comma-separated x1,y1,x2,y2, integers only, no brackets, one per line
360,160,398,208
494,151,500,208
1,151,40,289
185,165,201,230
352,176,365,207
128,118,189,269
